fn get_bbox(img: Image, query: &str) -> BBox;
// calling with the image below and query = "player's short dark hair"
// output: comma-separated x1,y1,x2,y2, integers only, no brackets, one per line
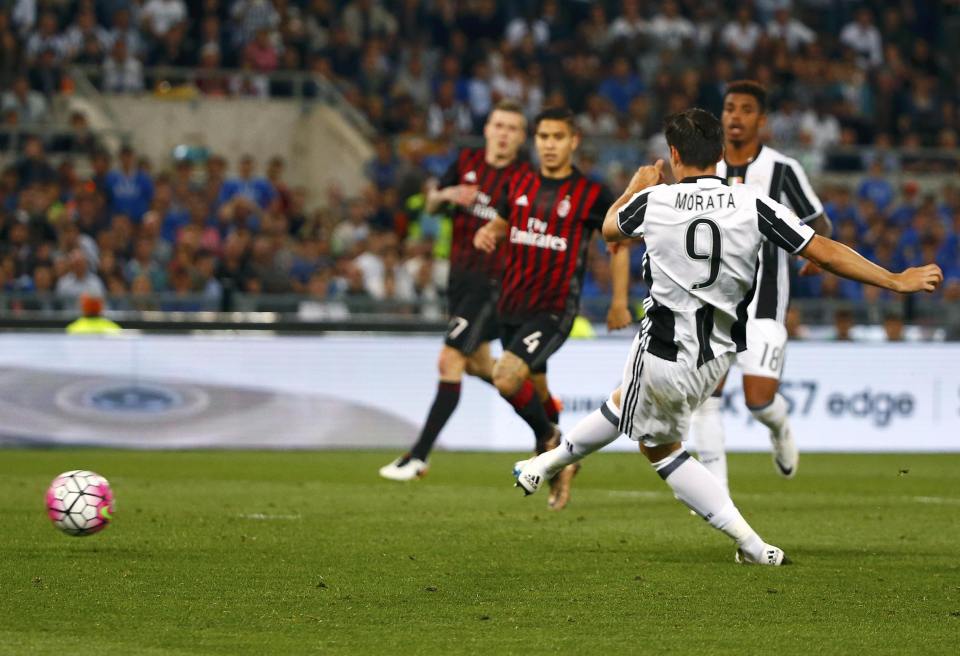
533,106,576,132
664,108,724,169
723,80,767,113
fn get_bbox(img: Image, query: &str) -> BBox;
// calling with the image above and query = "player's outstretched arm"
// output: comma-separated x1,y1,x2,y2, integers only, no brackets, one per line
606,242,632,330
797,213,834,276
425,180,480,214
800,235,943,293
474,217,509,253
602,160,664,243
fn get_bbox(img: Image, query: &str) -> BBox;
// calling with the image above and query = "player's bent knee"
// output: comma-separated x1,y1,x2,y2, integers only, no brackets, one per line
437,347,467,380
640,441,682,463
492,356,525,397
743,376,778,409
465,352,493,379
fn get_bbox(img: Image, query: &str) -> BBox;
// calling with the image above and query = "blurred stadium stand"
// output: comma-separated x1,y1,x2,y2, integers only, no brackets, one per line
1,1,959,339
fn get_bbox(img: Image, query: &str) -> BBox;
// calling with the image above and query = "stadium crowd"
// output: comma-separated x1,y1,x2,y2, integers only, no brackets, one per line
0,1,959,320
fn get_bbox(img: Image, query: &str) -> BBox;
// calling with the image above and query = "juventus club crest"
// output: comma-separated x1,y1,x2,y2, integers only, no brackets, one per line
557,195,571,218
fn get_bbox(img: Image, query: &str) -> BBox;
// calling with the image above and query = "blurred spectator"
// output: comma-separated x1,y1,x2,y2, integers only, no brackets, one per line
195,43,228,95
767,8,815,53
395,52,433,109
883,311,905,342
799,99,841,153
244,27,278,73
25,11,64,64
230,0,280,48
1,75,48,123
648,0,694,52
56,248,106,300
52,111,100,155
767,96,803,147
342,0,397,48
833,309,854,341
297,269,349,320
608,0,646,46
106,145,154,222
366,138,402,191
15,136,55,188
107,8,145,59
265,156,291,215
102,39,144,93
28,47,63,97
218,154,275,210
784,306,809,340
598,56,645,115
856,160,895,212
426,80,471,139
63,8,111,60
148,22,193,67
840,8,883,69
720,6,761,59
577,95,617,137
66,294,122,334
142,0,187,40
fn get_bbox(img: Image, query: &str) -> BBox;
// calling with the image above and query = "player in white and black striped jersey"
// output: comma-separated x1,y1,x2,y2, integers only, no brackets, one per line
690,81,834,488
515,108,942,565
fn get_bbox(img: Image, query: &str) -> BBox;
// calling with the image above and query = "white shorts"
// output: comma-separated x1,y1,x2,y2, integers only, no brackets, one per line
619,334,735,447
735,318,788,380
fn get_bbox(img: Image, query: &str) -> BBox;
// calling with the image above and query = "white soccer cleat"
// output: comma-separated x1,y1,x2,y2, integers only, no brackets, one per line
378,456,428,482
735,544,789,566
515,460,547,496
770,424,798,479
512,458,531,478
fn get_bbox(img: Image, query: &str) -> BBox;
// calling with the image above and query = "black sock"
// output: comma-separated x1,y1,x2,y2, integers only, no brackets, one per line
409,381,461,461
505,380,554,447
543,396,560,424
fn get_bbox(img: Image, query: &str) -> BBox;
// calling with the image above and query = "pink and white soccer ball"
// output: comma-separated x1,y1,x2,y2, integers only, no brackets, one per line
45,470,115,536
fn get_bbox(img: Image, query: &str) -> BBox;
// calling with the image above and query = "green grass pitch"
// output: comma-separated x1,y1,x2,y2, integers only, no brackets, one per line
1,449,958,655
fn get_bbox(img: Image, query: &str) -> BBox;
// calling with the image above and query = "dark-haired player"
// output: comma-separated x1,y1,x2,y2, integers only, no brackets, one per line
475,107,632,509
688,81,834,488
380,100,535,481
517,108,941,563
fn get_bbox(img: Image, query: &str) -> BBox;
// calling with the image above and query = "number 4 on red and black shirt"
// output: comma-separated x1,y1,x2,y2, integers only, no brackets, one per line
494,166,614,370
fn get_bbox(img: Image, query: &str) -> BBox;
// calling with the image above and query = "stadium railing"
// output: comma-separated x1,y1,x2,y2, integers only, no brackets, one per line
68,65,375,139
1,293,956,339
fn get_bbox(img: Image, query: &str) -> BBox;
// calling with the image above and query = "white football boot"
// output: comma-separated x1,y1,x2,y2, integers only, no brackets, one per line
512,458,531,479
378,456,428,482
735,543,789,566
515,459,548,496
769,423,798,479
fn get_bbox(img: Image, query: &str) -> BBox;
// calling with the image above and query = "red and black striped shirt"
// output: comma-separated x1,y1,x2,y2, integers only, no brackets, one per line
496,167,614,320
439,148,531,285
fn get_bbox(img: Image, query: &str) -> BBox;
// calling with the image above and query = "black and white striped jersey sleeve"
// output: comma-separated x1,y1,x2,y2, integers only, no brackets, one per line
781,158,824,223
616,190,650,237
756,197,816,254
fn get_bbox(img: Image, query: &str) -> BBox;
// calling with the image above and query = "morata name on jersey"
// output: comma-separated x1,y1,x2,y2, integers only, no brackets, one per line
674,191,736,212
510,216,568,251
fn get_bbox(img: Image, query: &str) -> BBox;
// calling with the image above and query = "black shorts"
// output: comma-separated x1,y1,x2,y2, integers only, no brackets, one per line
500,313,575,374
443,275,500,355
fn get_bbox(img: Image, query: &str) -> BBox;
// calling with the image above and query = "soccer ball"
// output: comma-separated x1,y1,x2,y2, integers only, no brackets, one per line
45,470,115,537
